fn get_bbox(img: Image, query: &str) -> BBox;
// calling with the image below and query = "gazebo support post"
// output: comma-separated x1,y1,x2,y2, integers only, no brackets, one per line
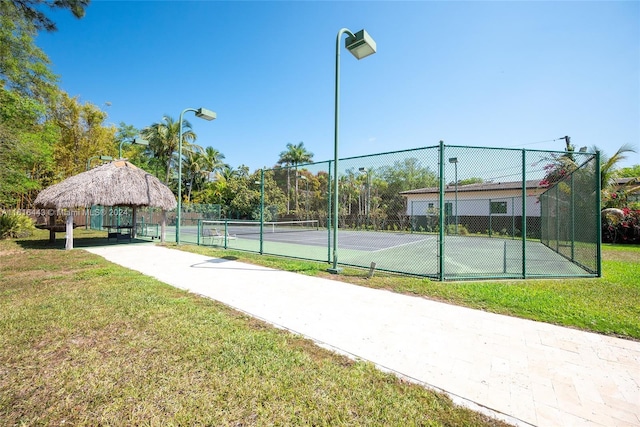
65,213,73,250
132,207,137,238
160,210,167,243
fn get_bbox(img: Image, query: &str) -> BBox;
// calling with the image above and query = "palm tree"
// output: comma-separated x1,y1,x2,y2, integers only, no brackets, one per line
182,150,204,202
141,116,196,185
201,147,227,182
594,143,637,191
215,165,240,182
277,142,314,213
593,143,638,208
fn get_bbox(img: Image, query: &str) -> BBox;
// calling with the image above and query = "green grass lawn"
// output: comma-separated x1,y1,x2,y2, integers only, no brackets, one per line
2,230,638,426
0,232,509,426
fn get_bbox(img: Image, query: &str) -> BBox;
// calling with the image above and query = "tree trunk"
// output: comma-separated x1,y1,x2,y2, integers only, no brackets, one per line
165,158,172,185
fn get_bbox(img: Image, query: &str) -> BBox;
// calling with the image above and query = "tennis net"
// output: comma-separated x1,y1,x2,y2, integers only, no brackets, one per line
201,219,320,236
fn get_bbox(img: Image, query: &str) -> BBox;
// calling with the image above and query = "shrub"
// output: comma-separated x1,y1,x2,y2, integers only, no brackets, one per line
0,211,36,239
602,207,640,244
446,224,469,235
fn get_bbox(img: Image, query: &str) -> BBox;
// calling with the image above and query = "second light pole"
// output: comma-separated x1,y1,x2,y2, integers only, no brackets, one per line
118,137,148,159
449,157,459,234
176,107,216,244
329,28,377,273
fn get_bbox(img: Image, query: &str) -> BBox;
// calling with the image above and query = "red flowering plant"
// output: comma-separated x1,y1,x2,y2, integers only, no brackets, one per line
602,207,640,244
602,189,627,209
539,152,577,189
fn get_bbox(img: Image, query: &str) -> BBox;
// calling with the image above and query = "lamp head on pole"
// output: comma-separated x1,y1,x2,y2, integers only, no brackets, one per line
132,137,149,147
195,108,217,121
345,29,377,60
448,157,458,164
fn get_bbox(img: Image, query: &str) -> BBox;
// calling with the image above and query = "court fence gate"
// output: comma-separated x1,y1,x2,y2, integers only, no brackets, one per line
190,142,601,280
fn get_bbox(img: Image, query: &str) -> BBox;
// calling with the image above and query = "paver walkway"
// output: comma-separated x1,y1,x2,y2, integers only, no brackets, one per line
86,244,640,427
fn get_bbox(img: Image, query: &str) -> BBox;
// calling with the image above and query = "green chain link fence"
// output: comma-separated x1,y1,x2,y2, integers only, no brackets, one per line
539,154,600,275
191,143,600,280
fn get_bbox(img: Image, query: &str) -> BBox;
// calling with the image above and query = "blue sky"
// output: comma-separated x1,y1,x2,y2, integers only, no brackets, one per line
38,1,639,172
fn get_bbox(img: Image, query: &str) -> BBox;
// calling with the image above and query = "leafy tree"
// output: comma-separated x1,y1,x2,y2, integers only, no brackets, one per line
0,1,91,207
49,91,117,178
377,158,438,228
0,6,57,101
183,147,228,203
3,0,89,32
115,122,138,158
259,171,287,221
593,143,637,192
618,165,640,178
1,1,89,100
226,176,257,219
264,166,327,224
141,115,198,185
277,142,314,213
339,168,367,218
215,164,242,183
0,87,57,207
201,147,227,181
457,177,483,186
195,165,241,208
182,150,207,202
224,169,287,220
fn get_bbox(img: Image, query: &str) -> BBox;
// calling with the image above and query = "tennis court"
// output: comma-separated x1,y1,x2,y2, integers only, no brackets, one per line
177,220,592,279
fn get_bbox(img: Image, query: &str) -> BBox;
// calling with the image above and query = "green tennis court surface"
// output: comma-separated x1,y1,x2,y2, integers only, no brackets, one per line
176,224,592,279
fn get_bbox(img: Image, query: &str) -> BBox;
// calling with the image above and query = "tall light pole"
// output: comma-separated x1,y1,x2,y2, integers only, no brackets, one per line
118,137,148,159
449,157,458,234
329,28,377,273
176,107,216,244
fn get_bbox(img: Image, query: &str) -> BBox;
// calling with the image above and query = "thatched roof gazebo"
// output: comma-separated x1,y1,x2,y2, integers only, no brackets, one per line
34,160,177,249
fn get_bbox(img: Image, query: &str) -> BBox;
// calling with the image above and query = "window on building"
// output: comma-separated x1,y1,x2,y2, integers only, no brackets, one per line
490,201,507,214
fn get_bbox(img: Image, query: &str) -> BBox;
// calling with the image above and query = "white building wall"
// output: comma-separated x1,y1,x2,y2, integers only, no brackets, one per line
406,194,541,216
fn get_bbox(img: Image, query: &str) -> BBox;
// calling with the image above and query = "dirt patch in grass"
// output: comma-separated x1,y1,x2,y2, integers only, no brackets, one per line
0,249,25,257
602,250,640,262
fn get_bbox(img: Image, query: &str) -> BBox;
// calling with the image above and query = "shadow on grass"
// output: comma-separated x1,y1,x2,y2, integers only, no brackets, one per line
14,234,156,251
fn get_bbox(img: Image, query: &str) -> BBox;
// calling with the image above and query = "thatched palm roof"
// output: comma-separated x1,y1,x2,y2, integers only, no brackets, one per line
34,160,177,210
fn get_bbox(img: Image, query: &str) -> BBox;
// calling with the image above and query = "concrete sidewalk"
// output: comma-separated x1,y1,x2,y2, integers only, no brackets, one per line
86,244,640,427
